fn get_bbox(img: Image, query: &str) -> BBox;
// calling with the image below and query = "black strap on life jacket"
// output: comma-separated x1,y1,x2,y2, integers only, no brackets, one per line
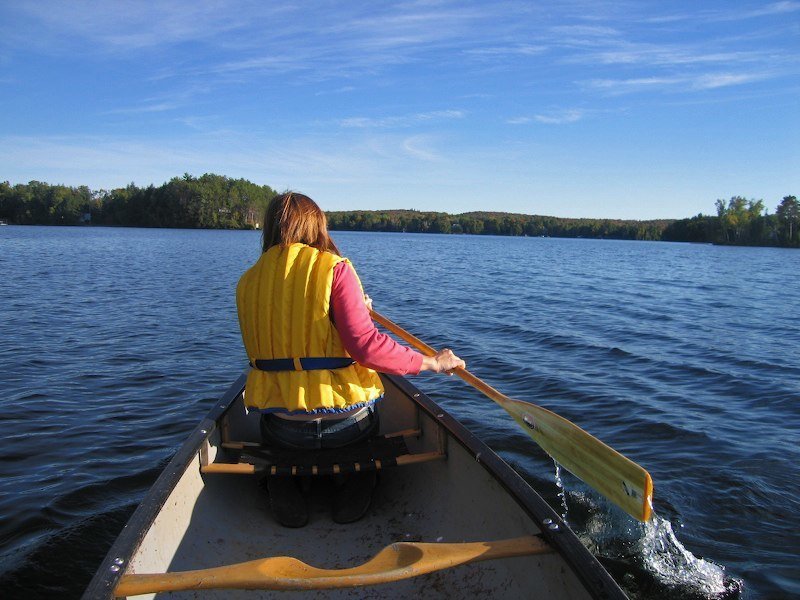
250,357,355,372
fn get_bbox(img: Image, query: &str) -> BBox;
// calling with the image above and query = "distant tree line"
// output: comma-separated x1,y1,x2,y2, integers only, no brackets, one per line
0,174,276,229
662,196,799,247
1,176,796,247
328,196,798,247
326,210,671,241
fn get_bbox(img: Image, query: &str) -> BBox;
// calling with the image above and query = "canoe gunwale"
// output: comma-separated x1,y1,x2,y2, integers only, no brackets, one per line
84,370,626,599
82,372,248,600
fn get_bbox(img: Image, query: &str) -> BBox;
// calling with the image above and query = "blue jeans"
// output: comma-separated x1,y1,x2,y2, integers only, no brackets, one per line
260,406,379,450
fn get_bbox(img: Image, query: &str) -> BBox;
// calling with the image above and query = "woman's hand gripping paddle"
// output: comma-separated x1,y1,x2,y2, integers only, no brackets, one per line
371,310,653,522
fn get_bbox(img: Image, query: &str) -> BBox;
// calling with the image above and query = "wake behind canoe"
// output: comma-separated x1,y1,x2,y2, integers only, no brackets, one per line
84,371,626,599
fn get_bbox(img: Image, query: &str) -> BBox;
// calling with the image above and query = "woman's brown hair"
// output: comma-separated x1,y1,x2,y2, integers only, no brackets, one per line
261,192,340,255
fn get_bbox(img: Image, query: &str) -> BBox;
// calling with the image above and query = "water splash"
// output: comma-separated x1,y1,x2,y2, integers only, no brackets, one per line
636,514,739,598
553,474,741,599
553,461,569,522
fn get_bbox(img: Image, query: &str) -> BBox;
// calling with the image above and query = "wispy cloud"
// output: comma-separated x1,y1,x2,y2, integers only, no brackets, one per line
102,87,214,117
612,1,800,25
339,110,465,129
568,45,773,68
0,127,463,193
692,73,768,89
130,3,494,84
205,54,316,76
5,1,272,51
0,133,382,189
586,76,687,94
402,134,441,162
5,1,795,98
534,109,585,124
586,71,771,94
315,85,356,96
540,4,798,95
714,1,800,21
508,109,585,125
105,102,182,115
463,44,547,57
550,24,620,38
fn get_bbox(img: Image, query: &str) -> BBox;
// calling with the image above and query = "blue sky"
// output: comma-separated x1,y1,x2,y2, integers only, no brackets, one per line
1,1,798,219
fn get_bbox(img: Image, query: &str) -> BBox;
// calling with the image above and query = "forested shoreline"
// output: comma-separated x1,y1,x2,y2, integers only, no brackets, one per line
1,175,797,247
0,174,277,230
327,210,673,240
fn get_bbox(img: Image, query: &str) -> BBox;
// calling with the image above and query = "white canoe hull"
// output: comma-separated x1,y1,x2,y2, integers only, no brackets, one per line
85,372,626,599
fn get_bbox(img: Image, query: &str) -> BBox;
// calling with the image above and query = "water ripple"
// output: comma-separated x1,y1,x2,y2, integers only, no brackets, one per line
1,228,798,599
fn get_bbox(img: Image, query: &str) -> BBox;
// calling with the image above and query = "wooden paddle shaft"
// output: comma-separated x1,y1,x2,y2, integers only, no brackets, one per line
370,310,654,522
370,311,511,403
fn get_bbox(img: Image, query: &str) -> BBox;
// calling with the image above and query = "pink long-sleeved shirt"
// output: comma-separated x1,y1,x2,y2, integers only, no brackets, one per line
330,262,423,376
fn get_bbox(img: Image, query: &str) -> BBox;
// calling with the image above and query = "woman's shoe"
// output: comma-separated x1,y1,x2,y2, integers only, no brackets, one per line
332,471,377,524
267,476,308,528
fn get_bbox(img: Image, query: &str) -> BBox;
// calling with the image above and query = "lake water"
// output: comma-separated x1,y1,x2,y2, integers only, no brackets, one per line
0,226,798,599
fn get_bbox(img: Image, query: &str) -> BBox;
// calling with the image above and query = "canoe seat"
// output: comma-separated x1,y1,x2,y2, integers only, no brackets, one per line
202,431,444,476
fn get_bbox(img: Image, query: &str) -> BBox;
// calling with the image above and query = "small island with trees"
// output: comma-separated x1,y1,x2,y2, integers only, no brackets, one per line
0,174,797,248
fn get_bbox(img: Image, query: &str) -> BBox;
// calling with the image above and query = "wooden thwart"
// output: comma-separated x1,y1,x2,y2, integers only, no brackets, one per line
203,430,443,477
115,535,552,596
202,451,444,476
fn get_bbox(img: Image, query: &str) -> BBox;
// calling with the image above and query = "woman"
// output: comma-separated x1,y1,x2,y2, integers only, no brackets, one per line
236,192,465,528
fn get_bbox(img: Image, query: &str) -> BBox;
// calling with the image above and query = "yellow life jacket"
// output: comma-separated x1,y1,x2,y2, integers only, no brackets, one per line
236,243,384,413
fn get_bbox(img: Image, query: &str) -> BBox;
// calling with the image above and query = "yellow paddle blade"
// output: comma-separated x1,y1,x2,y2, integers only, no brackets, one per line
370,310,653,522
500,396,652,522
115,535,550,595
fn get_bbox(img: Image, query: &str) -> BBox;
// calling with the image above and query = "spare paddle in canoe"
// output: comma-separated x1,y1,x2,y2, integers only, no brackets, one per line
115,535,552,595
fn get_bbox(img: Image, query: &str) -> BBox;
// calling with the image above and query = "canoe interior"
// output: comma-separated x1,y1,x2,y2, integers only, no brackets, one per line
96,374,616,599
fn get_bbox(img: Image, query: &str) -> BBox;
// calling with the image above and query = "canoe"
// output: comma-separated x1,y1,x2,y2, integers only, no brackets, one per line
83,371,627,599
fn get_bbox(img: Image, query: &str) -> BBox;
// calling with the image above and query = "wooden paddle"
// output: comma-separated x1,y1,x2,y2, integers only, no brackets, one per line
370,310,653,522
114,535,550,595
